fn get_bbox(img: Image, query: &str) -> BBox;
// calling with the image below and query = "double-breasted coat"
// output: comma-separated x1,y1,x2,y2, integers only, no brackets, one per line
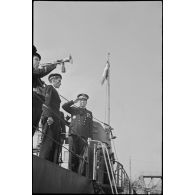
62,100,93,138
62,100,93,173
39,85,61,164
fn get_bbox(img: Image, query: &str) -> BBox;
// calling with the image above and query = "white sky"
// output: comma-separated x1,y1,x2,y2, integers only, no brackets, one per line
34,1,162,179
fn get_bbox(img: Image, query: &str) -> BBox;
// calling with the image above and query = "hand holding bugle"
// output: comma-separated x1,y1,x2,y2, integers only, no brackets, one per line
40,55,73,73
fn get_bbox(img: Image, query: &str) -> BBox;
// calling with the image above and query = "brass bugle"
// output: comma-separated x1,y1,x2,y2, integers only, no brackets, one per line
40,55,73,67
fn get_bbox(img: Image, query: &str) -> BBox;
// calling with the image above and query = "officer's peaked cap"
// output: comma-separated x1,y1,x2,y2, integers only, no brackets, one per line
33,45,37,54
33,52,41,60
48,73,62,83
77,93,89,100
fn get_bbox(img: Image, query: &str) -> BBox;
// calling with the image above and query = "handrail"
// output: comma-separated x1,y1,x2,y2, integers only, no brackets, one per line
88,139,118,194
103,144,118,194
113,160,131,193
114,160,131,180
33,125,88,163
101,143,114,194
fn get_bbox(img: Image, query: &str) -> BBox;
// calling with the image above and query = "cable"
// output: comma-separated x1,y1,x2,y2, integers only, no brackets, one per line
34,84,119,166
33,124,87,162
33,92,88,144
34,90,119,165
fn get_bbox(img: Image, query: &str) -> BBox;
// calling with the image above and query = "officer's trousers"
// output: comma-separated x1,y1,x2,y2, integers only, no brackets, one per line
33,92,44,136
68,135,87,173
39,117,61,164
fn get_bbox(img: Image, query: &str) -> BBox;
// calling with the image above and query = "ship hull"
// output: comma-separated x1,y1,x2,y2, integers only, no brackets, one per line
33,155,94,194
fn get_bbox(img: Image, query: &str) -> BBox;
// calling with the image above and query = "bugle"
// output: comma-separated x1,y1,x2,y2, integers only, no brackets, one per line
40,54,73,73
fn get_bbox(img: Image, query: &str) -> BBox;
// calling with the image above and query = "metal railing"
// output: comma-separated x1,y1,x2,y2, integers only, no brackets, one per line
87,139,118,194
113,161,131,194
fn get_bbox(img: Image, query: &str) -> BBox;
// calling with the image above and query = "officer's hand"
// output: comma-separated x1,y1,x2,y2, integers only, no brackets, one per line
38,120,43,129
74,98,79,104
47,117,54,125
61,132,66,140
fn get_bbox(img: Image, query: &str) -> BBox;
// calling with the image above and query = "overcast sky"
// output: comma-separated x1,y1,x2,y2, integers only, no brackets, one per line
34,1,162,179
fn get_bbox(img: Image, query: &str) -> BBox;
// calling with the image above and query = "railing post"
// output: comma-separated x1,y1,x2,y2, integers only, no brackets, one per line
116,164,119,187
86,138,91,178
92,143,97,180
120,166,122,187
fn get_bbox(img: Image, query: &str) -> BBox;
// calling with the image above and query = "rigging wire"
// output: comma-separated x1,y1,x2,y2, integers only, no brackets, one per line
59,90,120,163
59,87,120,163
38,83,107,126
34,91,120,174
33,92,88,144
33,124,87,161
34,82,119,162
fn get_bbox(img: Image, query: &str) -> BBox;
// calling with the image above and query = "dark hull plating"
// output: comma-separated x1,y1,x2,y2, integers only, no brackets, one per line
33,155,94,194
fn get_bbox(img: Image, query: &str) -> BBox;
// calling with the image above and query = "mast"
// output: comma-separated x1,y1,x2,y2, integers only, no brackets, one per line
107,52,111,125
106,52,113,152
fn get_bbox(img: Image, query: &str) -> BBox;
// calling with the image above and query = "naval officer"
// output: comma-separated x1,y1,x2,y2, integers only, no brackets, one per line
62,93,93,173
39,73,62,164
33,47,57,136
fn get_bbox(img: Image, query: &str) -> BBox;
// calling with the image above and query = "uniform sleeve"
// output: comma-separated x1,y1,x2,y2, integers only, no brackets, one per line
62,100,77,114
33,64,56,78
89,111,93,138
41,85,53,118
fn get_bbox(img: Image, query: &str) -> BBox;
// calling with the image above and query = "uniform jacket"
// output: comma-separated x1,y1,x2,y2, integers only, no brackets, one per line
41,85,61,119
33,65,56,88
62,101,93,138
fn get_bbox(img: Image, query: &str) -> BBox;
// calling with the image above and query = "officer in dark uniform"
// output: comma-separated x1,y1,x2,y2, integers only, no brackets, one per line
33,46,57,136
39,73,62,164
62,93,93,173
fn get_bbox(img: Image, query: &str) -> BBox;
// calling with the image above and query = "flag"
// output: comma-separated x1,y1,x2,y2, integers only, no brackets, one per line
101,61,110,85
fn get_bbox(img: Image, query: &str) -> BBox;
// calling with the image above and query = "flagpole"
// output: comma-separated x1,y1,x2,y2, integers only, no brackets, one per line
107,53,110,126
